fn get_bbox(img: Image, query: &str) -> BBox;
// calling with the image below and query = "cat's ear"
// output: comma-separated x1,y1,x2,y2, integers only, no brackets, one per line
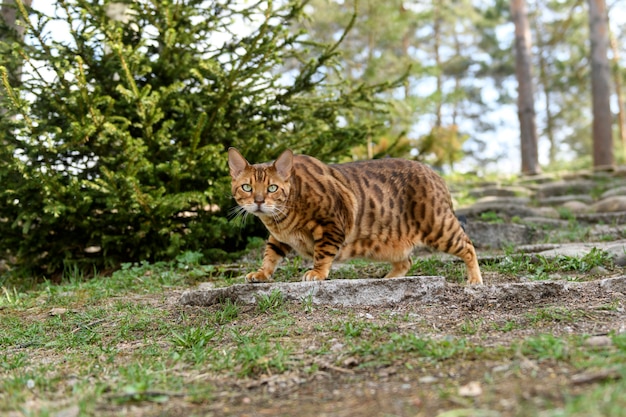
274,149,294,180
228,147,249,178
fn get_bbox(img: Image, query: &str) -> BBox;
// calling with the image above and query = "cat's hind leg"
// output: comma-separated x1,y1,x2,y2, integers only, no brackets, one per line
450,240,482,285
434,215,483,285
384,258,412,278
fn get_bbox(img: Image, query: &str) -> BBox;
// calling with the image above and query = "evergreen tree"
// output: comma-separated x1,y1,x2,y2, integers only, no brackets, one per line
295,0,517,170
0,0,396,277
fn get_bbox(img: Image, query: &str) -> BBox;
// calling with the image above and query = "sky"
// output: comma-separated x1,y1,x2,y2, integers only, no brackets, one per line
26,1,626,175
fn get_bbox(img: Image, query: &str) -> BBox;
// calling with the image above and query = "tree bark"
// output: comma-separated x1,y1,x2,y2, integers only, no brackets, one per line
1,0,32,86
609,30,626,162
511,0,541,175
433,0,442,128
531,2,556,165
587,0,614,169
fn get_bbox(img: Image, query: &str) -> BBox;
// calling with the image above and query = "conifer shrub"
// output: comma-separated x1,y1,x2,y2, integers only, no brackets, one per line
0,0,394,277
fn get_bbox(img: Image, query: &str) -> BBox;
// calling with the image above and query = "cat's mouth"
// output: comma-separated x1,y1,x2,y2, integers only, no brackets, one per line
248,204,270,215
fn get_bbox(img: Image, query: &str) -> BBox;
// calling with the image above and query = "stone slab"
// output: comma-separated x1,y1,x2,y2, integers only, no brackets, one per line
538,195,594,205
179,275,626,308
575,211,626,224
464,221,543,249
516,240,626,258
535,180,596,199
179,276,447,307
461,276,626,307
529,240,626,259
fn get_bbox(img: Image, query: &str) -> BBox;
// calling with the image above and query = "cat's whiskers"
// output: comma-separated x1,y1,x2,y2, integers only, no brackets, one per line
261,203,288,226
228,205,250,227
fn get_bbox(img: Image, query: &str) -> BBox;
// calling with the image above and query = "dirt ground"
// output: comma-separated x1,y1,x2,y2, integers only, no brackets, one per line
141,272,626,417
4,254,625,417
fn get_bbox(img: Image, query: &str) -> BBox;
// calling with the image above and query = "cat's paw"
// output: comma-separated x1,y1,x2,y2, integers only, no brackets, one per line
245,271,272,283
302,270,327,281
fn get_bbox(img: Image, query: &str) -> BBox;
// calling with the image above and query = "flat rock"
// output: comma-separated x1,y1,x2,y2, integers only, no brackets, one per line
461,276,626,307
591,196,626,213
587,224,626,241
613,166,626,177
538,195,594,206
517,174,556,185
179,276,446,307
520,217,569,228
562,171,594,180
575,211,626,224
179,276,626,308
464,221,543,249
468,186,532,199
473,196,532,206
456,203,553,220
535,180,596,199
584,335,613,347
601,186,626,199
562,200,590,214
530,240,626,260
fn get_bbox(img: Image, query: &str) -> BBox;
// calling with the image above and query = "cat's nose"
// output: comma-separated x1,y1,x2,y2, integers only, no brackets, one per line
254,196,265,205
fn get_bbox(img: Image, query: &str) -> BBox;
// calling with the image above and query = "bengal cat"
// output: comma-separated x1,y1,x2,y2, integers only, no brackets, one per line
228,147,483,285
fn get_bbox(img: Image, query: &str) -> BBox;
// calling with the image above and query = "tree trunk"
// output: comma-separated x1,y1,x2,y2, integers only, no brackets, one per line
1,0,32,86
511,0,541,175
433,0,442,128
609,30,626,162
531,4,556,165
587,0,614,169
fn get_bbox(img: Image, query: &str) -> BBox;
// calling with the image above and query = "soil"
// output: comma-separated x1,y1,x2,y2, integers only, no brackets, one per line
137,270,626,417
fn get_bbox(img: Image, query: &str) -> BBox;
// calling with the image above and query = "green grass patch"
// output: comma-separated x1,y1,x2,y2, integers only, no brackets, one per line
1,249,625,416
483,247,614,280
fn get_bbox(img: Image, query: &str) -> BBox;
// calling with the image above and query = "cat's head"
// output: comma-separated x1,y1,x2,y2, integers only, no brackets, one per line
228,147,293,218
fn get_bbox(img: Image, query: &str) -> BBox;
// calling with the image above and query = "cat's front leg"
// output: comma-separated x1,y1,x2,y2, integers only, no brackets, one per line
246,236,292,283
302,226,343,281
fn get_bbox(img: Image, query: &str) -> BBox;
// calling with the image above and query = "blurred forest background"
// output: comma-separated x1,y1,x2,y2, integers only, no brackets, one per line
0,0,625,278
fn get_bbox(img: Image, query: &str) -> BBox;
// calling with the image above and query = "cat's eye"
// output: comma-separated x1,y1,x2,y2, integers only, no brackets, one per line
267,184,279,193
241,184,252,192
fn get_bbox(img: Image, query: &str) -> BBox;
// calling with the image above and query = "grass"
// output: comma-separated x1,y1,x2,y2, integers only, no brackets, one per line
480,211,506,224
481,247,614,281
1,248,626,416
256,288,285,313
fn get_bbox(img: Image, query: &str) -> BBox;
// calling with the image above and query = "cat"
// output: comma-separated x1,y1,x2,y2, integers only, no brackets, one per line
228,147,483,285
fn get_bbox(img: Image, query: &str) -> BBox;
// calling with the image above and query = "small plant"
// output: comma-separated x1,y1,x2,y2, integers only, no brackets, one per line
301,293,314,314
557,207,576,222
526,307,579,324
115,362,173,404
176,251,204,268
344,320,365,338
521,334,569,361
460,318,484,335
480,211,505,224
612,332,626,353
256,289,285,313
213,299,240,325
492,320,517,332
171,327,217,350
1,286,21,307
0,352,28,371
61,263,88,285
230,330,291,377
